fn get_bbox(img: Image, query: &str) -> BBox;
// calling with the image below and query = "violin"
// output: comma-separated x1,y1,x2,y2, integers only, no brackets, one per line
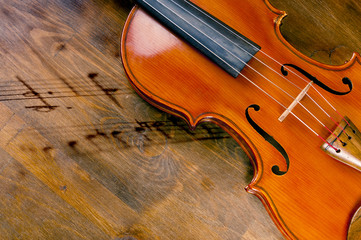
120,0,361,239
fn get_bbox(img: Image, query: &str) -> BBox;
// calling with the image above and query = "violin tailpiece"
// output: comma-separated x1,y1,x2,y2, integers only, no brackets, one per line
321,116,361,172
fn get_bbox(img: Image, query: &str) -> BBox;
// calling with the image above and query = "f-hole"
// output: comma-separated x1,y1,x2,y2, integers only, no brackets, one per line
245,104,290,176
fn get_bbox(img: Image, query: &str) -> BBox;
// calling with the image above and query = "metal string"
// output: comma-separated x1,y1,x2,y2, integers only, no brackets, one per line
176,0,351,143
182,0,352,133
142,0,346,151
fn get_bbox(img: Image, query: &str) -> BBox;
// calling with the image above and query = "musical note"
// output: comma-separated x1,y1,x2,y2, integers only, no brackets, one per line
87,72,123,108
16,76,58,112
0,74,128,111
62,118,230,153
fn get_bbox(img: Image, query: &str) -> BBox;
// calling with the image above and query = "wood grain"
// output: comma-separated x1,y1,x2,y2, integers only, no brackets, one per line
0,0,360,239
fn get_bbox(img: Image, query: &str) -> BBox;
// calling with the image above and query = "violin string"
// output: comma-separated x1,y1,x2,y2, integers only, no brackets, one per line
241,63,344,144
154,0,343,149
142,0,242,73
184,0,352,144
243,46,352,142
161,0,312,102
236,55,347,144
213,51,345,142
182,0,351,133
258,50,353,130
148,0,341,150
238,71,339,152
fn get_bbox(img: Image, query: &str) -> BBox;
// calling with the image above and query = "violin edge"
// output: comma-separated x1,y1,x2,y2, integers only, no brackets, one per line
121,8,297,240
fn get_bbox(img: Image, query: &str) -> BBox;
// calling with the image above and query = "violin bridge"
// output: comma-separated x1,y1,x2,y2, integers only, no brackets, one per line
278,81,313,122
321,116,361,172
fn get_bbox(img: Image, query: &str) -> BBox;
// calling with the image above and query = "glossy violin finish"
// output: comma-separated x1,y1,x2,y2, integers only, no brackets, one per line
121,0,361,239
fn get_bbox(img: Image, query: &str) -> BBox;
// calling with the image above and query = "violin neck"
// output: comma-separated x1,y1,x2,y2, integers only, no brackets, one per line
135,0,261,77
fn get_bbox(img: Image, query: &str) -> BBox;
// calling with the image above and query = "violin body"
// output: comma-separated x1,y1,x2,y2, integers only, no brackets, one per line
121,0,361,239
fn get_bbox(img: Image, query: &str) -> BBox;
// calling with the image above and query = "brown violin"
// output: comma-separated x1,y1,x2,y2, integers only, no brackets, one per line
121,0,361,239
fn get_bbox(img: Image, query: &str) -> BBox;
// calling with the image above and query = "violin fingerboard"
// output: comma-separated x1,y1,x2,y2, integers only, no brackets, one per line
135,0,261,77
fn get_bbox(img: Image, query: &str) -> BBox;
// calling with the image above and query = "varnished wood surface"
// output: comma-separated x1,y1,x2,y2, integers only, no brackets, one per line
1,0,361,239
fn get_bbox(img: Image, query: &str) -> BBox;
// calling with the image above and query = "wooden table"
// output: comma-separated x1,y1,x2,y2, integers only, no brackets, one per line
1,0,360,239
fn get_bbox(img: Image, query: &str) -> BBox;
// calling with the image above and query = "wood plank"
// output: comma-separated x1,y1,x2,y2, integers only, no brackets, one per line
0,147,110,239
271,0,361,65
0,0,360,239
